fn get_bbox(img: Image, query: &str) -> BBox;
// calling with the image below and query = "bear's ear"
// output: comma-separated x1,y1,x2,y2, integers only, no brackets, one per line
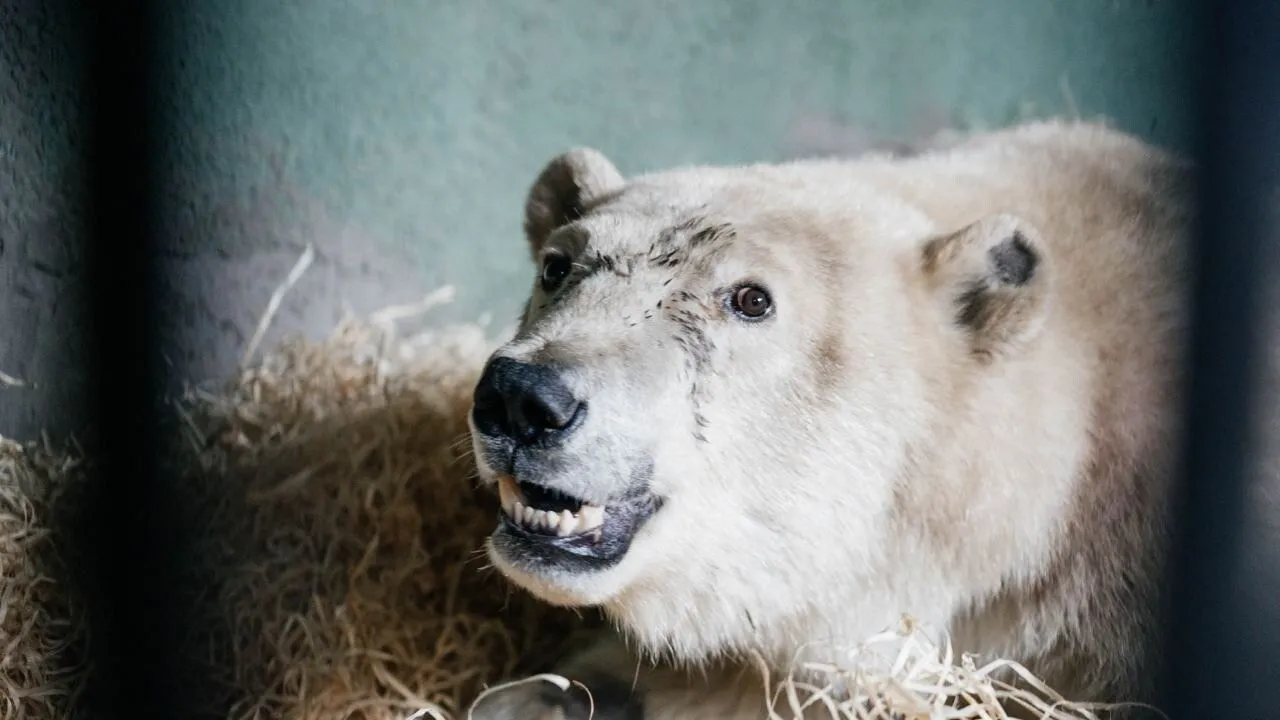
920,213,1052,362
523,148,626,257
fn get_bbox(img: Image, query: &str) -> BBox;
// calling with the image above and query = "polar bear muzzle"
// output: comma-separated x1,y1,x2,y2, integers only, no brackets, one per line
471,355,662,572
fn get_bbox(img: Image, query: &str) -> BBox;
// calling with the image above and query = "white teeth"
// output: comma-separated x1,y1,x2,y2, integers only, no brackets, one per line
498,480,609,536
541,509,560,531
578,505,605,531
556,509,577,537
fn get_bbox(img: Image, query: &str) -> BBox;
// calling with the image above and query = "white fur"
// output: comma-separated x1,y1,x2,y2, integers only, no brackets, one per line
468,119,1193,719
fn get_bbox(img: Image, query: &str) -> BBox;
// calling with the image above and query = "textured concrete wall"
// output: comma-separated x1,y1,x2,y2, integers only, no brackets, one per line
2,0,1197,441
1,0,90,441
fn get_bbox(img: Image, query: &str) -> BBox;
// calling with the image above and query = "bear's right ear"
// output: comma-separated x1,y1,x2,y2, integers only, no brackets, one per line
920,212,1053,363
523,148,626,257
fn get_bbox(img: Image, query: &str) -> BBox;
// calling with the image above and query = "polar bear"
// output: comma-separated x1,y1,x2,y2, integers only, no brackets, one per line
465,119,1192,719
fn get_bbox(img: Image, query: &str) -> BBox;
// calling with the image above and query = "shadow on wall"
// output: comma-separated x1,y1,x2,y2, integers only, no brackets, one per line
156,139,425,387
1,1,91,443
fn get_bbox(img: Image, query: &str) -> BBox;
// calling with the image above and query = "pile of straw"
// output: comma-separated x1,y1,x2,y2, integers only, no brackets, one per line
162,296,601,719
0,286,1151,719
0,437,90,720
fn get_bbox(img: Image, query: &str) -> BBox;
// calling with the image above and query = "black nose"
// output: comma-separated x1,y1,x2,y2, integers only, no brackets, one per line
472,357,584,444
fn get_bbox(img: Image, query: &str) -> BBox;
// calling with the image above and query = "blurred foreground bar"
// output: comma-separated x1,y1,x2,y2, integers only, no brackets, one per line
1161,1,1280,718
84,0,185,718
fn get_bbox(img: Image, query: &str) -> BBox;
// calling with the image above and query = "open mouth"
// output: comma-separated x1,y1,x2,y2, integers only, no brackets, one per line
490,475,660,571
498,476,607,540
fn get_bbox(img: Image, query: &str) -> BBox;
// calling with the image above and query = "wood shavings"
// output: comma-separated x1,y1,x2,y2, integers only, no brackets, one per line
757,615,1163,719
166,303,598,719
240,243,316,369
0,370,27,388
0,294,595,719
0,435,91,720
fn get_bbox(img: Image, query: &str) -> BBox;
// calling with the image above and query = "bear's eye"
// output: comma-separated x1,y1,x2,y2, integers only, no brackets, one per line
540,253,572,292
730,284,773,320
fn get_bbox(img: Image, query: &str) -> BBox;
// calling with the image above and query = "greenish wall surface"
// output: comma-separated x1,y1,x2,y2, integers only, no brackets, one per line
2,0,1198,439
160,0,1197,332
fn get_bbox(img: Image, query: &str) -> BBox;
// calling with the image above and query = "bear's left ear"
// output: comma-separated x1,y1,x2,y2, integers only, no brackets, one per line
919,213,1052,363
523,148,626,259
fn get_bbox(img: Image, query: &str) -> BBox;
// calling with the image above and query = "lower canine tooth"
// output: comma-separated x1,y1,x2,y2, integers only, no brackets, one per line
511,501,525,521
556,509,577,537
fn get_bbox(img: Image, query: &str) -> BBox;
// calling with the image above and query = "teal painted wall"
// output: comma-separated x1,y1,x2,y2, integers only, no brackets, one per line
2,0,1199,438
159,0,1197,336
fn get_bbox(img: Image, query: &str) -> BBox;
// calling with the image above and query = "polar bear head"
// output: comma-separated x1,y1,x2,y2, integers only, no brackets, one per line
467,146,1055,664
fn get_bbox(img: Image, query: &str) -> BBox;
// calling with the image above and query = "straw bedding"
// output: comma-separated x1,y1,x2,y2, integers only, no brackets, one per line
0,437,91,720
0,295,1151,720
155,305,604,719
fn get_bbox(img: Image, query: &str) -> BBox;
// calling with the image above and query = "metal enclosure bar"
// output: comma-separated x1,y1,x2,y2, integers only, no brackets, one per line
1160,1,1280,718
82,1,185,717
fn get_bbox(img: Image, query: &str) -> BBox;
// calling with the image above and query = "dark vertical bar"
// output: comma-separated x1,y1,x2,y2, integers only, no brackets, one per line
1161,1,1280,718
83,0,182,717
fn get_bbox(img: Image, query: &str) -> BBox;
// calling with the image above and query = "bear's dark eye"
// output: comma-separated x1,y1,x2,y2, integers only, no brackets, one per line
540,253,572,291
730,284,773,320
